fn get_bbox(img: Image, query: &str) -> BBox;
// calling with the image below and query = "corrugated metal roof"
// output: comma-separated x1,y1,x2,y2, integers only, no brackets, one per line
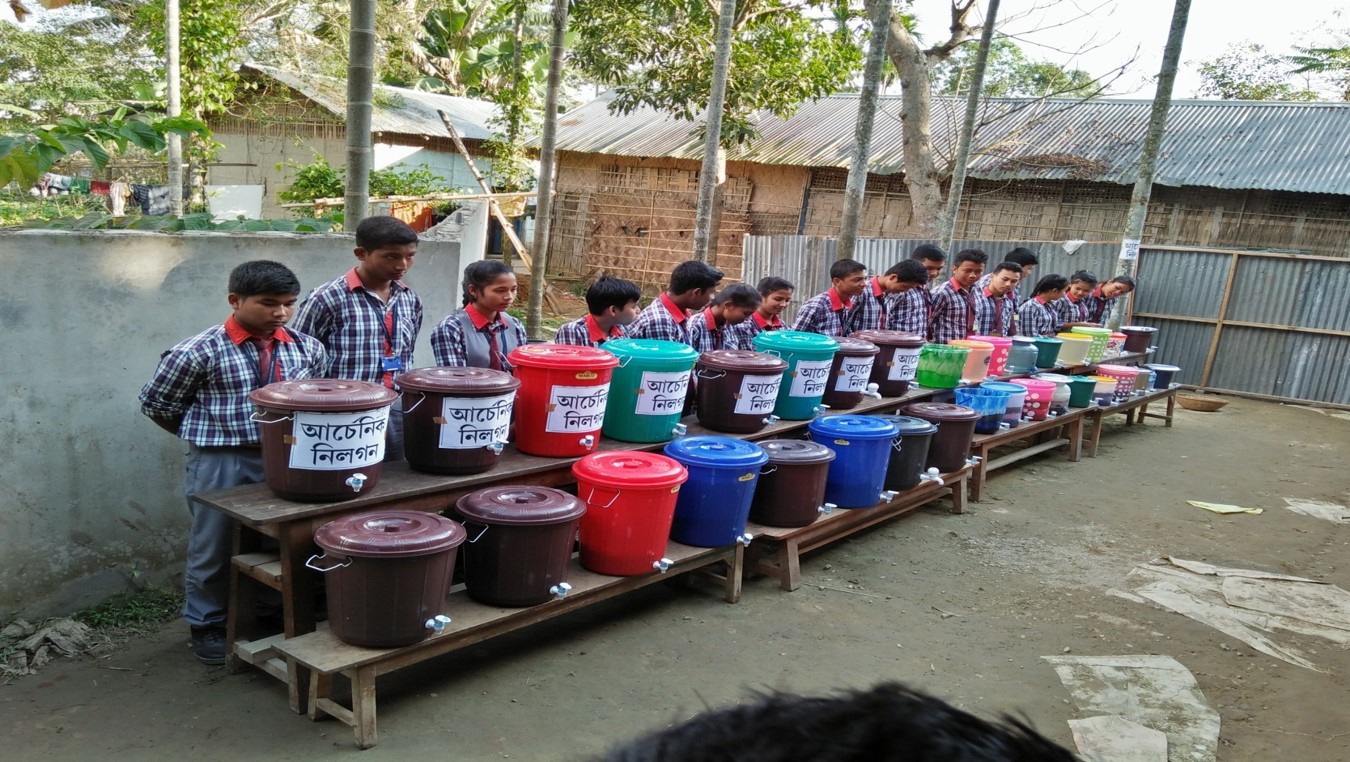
551,91,1350,195
244,64,500,141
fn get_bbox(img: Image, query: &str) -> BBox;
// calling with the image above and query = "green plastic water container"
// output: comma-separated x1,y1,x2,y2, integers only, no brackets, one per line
914,343,969,389
1070,326,1111,363
600,338,699,443
1067,375,1097,407
753,331,840,420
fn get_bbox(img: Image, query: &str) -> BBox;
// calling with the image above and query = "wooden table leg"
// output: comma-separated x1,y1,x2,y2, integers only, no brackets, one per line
782,539,802,592
226,522,259,674
280,521,317,716
1138,402,1150,424
1067,415,1084,462
1165,393,1175,427
970,446,988,503
352,665,378,749
1086,412,1103,458
724,546,744,603
949,479,966,515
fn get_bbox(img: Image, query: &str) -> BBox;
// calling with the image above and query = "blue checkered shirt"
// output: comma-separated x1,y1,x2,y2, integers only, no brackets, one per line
976,273,1029,308
973,288,1019,337
1053,295,1089,325
290,269,423,388
431,310,529,370
689,310,733,354
792,290,857,337
1018,298,1061,337
928,281,976,344
139,321,329,447
1081,290,1117,325
725,313,784,351
627,295,691,345
552,315,624,348
888,288,929,334
849,279,895,334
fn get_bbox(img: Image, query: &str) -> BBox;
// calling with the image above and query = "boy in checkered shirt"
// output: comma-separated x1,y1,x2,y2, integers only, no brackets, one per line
927,249,987,344
627,260,724,345
793,258,867,336
691,283,761,353
552,275,641,348
139,261,328,666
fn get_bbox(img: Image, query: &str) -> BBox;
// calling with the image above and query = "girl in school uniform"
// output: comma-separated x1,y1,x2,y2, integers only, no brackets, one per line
1017,274,1069,337
431,260,529,371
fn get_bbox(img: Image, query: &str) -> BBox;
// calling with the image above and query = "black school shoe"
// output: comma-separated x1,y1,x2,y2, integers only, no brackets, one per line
190,626,227,666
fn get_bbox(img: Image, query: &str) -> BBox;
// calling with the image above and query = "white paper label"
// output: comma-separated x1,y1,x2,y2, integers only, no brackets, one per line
545,383,610,433
733,374,782,415
438,392,514,449
633,370,689,416
1118,238,1140,261
789,359,832,398
887,348,921,381
834,356,875,392
288,408,388,471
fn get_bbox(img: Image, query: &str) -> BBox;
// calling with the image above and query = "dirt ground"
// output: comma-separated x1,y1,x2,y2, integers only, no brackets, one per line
3,398,1348,761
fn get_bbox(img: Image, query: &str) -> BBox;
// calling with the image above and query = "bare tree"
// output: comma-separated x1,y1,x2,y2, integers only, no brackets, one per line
940,0,999,253
345,0,377,230
838,0,893,262
526,0,569,338
692,0,739,263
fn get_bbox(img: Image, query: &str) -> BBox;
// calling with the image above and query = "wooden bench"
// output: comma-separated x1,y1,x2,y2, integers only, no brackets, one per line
967,409,1086,502
271,542,742,748
1081,386,1179,457
744,464,970,592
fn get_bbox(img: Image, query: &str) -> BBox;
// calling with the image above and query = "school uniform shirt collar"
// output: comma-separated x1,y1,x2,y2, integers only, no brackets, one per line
585,313,621,343
1035,295,1053,305
870,277,885,299
1066,292,1081,303
659,293,689,324
1091,285,1105,299
343,267,409,293
224,315,294,345
982,285,1000,299
701,308,720,331
752,312,783,330
948,277,969,294
828,287,852,311
465,303,507,330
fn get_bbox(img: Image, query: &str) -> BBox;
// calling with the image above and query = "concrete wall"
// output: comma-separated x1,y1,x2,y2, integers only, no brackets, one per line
0,230,464,621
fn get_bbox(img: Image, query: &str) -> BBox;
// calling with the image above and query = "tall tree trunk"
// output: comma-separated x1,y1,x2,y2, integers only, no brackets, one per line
837,0,892,261
166,0,183,216
692,0,737,263
527,0,569,339
886,17,944,239
345,0,377,231
1111,0,1191,328
940,0,999,253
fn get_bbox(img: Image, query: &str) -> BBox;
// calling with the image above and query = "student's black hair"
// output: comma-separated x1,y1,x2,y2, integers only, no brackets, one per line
1069,269,1099,285
230,260,301,297
886,259,930,284
585,275,642,315
355,215,419,250
461,260,515,306
669,260,724,294
910,244,947,262
1109,275,1137,290
992,261,1024,276
829,258,867,281
1032,273,1069,295
712,283,762,309
953,249,989,267
757,276,795,295
1003,247,1039,268
595,682,1077,762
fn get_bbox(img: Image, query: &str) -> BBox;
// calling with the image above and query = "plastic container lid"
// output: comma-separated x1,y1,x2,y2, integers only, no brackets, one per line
697,349,788,373
398,367,521,395
969,335,1013,344
313,510,466,558
250,380,398,412
572,451,688,489
808,414,902,440
833,337,881,356
1011,335,1039,345
1056,333,1092,340
980,381,1027,394
1144,363,1181,372
507,343,620,370
455,486,585,526
1121,325,1157,332
900,402,981,422
949,339,994,349
753,330,840,354
757,439,837,465
849,329,925,348
1033,373,1073,384
603,338,699,365
1068,375,1099,385
1096,364,1139,374
663,436,770,468
1070,327,1112,336
1034,336,1063,345
873,414,938,437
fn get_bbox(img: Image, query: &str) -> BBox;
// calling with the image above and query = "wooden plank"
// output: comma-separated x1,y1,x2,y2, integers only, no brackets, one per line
437,109,533,269
1200,252,1241,387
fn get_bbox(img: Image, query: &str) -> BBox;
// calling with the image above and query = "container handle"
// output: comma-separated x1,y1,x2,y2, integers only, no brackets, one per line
403,391,427,414
583,486,622,509
616,355,633,368
250,411,294,424
695,368,726,380
762,349,781,358
305,553,351,573
463,521,490,544
760,464,777,476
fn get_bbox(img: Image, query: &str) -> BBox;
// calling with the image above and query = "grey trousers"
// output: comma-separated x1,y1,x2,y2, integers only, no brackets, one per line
384,398,405,462
183,446,264,629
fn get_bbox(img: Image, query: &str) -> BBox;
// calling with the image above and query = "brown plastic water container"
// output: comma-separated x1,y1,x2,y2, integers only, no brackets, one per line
900,402,980,474
399,367,521,476
748,439,836,528
1121,325,1158,353
694,350,790,433
821,337,881,411
850,330,926,396
454,486,586,607
250,380,399,502
311,510,466,648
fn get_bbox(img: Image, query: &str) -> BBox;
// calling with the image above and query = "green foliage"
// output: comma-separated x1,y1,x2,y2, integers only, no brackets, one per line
0,110,209,188
369,164,447,197
13,211,339,232
1287,46,1350,100
74,586,184,631
1196,43,1321,101
0,192,107,227
277,155,453,202
139,0,246,119
932,38,1097,98
570,0,863,147
276,155,344,202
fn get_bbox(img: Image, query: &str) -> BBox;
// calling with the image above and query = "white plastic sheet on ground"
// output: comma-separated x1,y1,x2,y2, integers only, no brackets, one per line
1044,654,1218,762
1282,498,1350,523
1068,715,1168,762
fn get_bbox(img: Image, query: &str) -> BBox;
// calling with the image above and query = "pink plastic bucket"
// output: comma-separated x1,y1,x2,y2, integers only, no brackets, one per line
1095,364,1141,404
968,335,1012,376
1006,377,1056,421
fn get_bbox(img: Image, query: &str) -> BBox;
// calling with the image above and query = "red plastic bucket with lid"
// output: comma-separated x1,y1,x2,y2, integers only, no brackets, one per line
508,345,619,458
572,451,688,576
850,330,925,396
1095,364,1141,403
310,510,466,648
454,486,585,607
399,367,520,475
1006,377,1056,421
250,380,399,502
821,336,881,410
694,349,789,433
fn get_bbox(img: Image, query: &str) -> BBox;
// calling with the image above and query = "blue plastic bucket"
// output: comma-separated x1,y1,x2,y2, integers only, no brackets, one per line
663,436,769,547
980,381,1026,428
956,387,1011,434
806,415,901,508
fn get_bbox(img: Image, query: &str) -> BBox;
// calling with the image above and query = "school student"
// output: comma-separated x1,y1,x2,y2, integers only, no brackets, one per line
627,260,725,345
431,259,529,371
976,247,1038,302
1017,274,1069,337
890,244,946,335
726,276,792,351
691,283,761,353
1054,270,1098,330
1082,275,1136,326
139,261,329,665
972,262,1023,337
793,258,867,336
927,249,987,344
552,275,641,348
290,215,423,461
852,259,930,333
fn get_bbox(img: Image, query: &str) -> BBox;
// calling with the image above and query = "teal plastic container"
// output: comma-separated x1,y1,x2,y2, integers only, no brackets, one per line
600,338,699,443
753,331,840,420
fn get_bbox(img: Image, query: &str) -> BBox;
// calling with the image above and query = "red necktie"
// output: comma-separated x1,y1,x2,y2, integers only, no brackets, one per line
256,337,276,386
486,326,503,371
993,297,1003,336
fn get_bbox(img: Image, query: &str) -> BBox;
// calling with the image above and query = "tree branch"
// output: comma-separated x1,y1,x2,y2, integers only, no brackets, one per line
924,0,978,61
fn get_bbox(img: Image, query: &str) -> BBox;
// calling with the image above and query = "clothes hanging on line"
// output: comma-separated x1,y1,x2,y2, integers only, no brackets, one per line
130,184,174,215
109,181,129,216
90,180,111,196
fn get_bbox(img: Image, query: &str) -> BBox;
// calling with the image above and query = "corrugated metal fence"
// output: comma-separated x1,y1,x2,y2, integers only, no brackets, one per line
743,235,1349,405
